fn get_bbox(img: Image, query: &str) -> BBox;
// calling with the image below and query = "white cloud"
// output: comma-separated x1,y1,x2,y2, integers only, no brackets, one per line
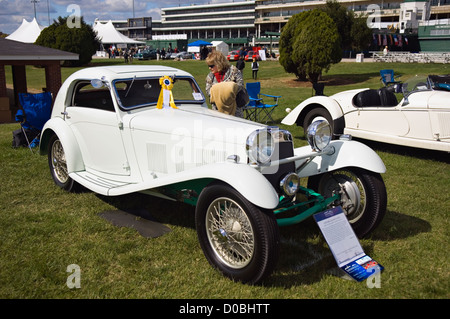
0,0,222,34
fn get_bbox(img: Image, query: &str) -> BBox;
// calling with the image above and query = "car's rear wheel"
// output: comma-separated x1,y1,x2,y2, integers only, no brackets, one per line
195,182,280,284
308,167,387,238
48,135,79,192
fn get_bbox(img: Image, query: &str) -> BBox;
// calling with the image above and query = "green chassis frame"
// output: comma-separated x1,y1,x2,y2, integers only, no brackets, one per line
274,186,340,227
159,179,340,227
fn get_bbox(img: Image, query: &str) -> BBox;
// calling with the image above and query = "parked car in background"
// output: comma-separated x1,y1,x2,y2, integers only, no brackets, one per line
40,65,387,284
135,49,157,60
168,51,191,59
282,74,450,152
227,51,239,61
245,50,260,61
171,51,193,60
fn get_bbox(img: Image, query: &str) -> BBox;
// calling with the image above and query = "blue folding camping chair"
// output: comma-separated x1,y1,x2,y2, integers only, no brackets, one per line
243,82,281,124
380,69,401,87
15,92,52,151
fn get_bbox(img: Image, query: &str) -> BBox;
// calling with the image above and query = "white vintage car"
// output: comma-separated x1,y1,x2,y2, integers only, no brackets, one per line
40,65,387,284
282,75,450,152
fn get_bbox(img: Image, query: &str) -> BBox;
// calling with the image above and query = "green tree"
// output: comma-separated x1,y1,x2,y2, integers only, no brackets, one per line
350,13,373,52
279,11,311,81
321,0,372,53
36,16,100,66
279,9,341,83
321,0,352,51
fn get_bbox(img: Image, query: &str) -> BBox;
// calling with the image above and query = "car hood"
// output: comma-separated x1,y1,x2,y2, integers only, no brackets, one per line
126,105,265,143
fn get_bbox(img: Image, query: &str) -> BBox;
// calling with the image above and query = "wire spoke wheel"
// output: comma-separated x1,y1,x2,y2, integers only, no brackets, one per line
206,197,255,269
196,182,279,284
47,135,78,192
50,139,69,184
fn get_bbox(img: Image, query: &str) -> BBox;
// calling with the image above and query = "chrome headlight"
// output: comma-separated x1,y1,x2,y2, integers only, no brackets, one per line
307,120,332,151
280,173,300,197
246,129,275,165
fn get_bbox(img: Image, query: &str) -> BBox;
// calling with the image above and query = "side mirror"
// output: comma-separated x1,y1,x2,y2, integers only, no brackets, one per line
91,79,105,89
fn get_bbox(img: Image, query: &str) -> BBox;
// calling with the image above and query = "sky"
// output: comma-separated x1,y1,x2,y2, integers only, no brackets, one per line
0,0,232,35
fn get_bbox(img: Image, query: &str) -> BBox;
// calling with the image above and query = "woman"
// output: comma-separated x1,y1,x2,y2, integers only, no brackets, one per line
205,51,244,117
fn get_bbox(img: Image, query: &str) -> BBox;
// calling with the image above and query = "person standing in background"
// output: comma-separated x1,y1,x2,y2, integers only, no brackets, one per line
236,56,245,75
251,58,259,80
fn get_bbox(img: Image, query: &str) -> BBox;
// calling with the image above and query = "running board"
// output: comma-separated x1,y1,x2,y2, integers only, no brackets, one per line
71,171,133,196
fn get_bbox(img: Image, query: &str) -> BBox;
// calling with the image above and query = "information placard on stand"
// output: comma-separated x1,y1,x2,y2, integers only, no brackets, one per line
314,206,383,282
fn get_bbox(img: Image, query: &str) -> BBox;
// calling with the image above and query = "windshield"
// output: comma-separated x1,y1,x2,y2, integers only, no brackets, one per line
401,75,430,95
113,76,205,110
401,74,450,95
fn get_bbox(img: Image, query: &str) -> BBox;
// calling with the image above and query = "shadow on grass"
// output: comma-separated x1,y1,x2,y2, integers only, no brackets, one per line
95,186,431,288
97,192,196,230
371,210,431,242
321,72,382,86
268,219,336,286
277,72,381,89
265,220,381,287
264,208,431,287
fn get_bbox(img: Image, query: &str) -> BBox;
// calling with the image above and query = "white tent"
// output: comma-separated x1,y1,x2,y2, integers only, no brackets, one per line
6,18,45,43
211,41,229,56
93,20,144,44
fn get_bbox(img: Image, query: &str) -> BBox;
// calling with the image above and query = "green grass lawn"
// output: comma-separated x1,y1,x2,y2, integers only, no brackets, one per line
0,58,449,300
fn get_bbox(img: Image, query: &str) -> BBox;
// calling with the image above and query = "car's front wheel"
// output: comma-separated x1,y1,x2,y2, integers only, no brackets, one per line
308,167,387,238
195,182,280,284
303,108,333,137
48,135,79,192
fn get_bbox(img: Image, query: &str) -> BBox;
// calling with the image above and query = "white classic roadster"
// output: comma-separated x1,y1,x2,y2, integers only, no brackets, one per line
282,75,450,152
40,65,387,284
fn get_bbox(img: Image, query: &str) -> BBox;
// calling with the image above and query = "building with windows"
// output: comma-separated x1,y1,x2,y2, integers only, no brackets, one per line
255,0,450,33
107,18,153,41
126,17,153,40
154,1,257,46
111,0,450,52
255,0,403,36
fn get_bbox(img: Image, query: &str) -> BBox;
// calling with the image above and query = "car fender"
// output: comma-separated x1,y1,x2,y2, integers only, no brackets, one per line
40,117,85,173
294,139,386,178
281,96,345,126
196,162,280,209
